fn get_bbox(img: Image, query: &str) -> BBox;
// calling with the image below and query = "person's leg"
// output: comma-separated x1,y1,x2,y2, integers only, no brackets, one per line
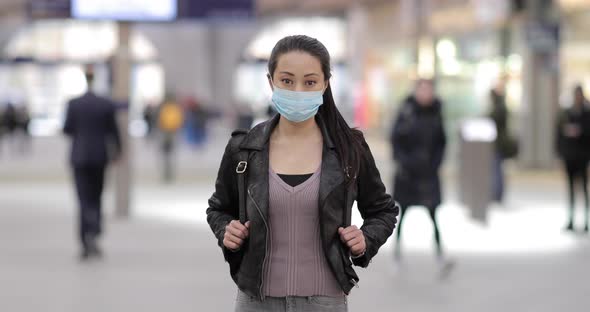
581,161,589,232
428,206,456,279
92,166,106,237
162,135,174,182
492,153,502,202
73,167,92,256
497,154,505,203
394,206,407,260
84,166,106,257
169,138,176,181
428,207,443,258
164,150,172,182
565,161,576,230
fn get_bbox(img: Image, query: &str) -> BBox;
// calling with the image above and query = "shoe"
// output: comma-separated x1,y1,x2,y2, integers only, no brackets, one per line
88,240,103,259
564,223,574,232
89,244,103,258
437,257,456,281
85,234,103,259
79,248,91,262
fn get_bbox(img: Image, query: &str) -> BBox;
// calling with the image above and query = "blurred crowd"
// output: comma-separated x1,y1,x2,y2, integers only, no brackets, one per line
0,101,31,156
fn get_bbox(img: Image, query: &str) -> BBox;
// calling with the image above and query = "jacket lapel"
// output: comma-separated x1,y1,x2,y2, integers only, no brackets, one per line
239,113,342,222
319,147,344,207
246,147,270,222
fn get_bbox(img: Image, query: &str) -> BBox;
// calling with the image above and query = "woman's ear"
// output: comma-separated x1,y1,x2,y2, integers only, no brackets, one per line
267,73,274,91
323,80,330,94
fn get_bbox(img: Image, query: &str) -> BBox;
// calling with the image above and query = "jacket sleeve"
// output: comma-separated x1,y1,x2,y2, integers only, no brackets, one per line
432,114,447,170
582,109,590,148
392,107,420,172
63,101,75,136
555,111,565,158
206,136,243,263
108,103,122,158
353,138,400,268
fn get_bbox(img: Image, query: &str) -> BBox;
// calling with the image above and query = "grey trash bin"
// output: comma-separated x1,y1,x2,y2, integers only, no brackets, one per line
458,118,497,224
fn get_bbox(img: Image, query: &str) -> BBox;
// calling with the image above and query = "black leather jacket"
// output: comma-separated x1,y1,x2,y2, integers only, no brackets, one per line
206,114,399,300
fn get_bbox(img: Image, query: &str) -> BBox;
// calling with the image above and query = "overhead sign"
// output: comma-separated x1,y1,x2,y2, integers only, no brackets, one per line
71,0,177,21
28,0,254,21
28,0,70,19
177,0,254,19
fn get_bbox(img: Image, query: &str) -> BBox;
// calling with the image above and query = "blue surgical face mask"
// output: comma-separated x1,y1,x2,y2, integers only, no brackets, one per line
271,85,324,123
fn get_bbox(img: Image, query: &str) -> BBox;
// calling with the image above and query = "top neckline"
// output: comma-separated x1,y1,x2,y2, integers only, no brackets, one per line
269,163,321,193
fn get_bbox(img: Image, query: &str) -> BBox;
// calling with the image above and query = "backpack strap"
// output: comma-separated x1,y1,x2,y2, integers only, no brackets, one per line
232,129,250,224
343,166,356,227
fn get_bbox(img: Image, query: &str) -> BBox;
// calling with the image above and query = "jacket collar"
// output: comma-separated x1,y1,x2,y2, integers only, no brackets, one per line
240,113,335,151
242,113,344,226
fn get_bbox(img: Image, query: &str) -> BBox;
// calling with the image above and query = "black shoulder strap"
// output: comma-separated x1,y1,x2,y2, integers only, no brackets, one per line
343,166,356,227
232,129,249,224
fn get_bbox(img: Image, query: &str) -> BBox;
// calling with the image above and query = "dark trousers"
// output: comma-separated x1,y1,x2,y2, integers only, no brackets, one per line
395,204,443,257
492,153,505,203
73,165,106,248
564,159,589,226
161,134,175,182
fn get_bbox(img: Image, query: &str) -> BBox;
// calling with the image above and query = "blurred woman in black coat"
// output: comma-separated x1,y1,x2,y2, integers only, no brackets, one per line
391,79,447,261
556,85,590,233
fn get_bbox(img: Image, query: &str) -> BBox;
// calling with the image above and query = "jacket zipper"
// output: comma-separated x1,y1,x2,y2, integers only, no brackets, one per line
248,186,269,301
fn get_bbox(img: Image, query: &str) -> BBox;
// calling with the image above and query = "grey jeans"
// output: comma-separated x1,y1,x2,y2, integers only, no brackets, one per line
235,290,348,312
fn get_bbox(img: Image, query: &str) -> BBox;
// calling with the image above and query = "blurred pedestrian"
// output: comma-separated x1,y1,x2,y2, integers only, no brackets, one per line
235,100,254,130
1,103,19,156
2,103,17,134
157,95,184,183
556,85,590,233
391,79,452,272
489,80,518,204
182,96,208,147
15,105,32,154
63,67,121,261
207,35,398,310
0,104,4,156
142,102,157,140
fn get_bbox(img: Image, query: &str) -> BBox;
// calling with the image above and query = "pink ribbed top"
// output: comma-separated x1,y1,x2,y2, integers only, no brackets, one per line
263,163,343,297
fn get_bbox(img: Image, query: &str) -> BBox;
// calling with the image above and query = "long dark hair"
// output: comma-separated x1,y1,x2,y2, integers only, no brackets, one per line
268,35,364,185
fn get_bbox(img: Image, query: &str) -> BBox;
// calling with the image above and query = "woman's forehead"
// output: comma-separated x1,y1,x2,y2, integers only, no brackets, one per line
275,51,323,75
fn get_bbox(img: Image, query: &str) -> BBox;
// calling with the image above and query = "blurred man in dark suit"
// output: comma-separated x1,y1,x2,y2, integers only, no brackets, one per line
63,67,121,260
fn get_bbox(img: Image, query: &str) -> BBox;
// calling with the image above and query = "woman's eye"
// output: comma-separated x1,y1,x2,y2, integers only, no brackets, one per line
305,81,317,86
281,79,293,85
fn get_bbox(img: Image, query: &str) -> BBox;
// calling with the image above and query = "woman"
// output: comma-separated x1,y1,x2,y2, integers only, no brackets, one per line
390,79,447,263
489,81,518,203
206,35,399,311
556,85,590,232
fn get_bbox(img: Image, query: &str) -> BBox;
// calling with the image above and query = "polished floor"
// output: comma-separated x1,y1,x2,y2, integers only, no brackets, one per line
1,135,589,312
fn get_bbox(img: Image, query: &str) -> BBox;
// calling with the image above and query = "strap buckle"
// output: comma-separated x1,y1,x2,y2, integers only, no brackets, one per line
344,166,356,180
236,161,248,174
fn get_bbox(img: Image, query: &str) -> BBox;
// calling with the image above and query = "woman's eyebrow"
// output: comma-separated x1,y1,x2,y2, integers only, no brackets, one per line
304,73,320,77
279,71,295,76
